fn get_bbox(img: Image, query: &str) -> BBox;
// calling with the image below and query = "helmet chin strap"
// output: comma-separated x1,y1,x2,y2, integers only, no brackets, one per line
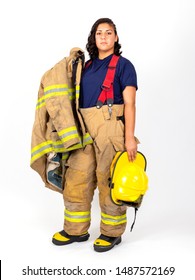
130,208,138,232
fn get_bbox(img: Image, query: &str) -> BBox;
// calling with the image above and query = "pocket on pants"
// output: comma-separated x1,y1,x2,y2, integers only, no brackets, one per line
109,136,125,152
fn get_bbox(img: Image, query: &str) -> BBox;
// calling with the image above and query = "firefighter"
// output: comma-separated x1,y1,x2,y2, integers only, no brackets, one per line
52,18,139,252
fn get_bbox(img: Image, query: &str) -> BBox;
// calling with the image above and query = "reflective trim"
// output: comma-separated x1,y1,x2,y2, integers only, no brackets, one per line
31,141,53,163
62,152,69,161
30,135,93,165
44,84,68,93
76,85,80,99
64,209,91,223
31,140,81,164
101,212,127,226
36,84,75,110
36,96,46,110
31,142,82,164
83,133,93,144
58,126,79,143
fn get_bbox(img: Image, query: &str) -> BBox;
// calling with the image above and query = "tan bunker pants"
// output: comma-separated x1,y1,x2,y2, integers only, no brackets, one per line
63,105,127,237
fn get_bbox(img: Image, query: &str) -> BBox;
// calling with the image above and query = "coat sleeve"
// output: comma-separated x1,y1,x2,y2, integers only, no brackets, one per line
43,62,82,149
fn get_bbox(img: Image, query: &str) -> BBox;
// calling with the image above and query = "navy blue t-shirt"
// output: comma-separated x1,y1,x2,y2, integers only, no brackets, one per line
79,54,137,108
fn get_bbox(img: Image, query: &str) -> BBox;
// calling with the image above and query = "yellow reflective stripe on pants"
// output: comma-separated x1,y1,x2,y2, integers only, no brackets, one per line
64,209,91,223
101,212,127,226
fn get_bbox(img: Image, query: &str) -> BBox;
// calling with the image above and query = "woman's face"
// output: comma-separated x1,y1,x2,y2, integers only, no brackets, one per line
95,23,118,58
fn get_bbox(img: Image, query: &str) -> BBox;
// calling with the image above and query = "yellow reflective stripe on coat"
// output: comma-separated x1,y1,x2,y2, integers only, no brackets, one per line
83,133,93,145
76,85,80,99
44,84,74,96
62,152,69,161
31,141,53,163
101,212,127,226
58,126,79,143
30,140,82,164
30,134,93,164
36,84,75,110
64,209,91,223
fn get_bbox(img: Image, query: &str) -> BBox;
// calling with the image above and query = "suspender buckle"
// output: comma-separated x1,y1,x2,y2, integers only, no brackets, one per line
101,84,110,91
107,98,113,107
108,105,112,117
96,100,103,109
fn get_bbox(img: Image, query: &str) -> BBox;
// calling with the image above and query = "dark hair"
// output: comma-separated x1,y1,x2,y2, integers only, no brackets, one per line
86,18,122,60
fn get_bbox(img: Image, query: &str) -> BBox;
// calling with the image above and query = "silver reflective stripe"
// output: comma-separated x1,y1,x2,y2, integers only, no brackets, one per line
101,212,127,225
65,212,90,220
31,143,52,157
64,209,91,223
102,216,127,223
44,87,68,95
60,129,78,140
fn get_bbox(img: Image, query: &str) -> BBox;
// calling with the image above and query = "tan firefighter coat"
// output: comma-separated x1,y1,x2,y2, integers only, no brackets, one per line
30,47,93,193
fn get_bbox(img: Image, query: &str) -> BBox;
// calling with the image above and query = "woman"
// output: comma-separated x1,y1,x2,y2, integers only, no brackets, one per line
52,18,138,252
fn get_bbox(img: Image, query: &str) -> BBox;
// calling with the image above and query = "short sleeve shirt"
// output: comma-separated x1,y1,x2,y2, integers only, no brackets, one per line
79,54,138,108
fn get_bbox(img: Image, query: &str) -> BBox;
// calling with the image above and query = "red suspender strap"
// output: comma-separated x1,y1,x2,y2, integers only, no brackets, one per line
96,54,120,109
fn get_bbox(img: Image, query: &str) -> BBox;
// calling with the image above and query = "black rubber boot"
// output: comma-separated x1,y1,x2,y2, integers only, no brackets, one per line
93,234,121,252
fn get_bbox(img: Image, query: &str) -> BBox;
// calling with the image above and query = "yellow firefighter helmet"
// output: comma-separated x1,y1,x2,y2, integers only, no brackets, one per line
110,151,148,207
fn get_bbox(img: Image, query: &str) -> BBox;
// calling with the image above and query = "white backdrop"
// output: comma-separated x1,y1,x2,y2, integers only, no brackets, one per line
0,0,195,279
